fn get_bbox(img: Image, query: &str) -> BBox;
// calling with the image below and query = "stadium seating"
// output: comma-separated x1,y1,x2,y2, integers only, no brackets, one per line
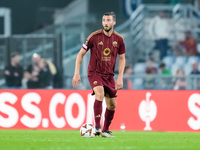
162,56,174,69
171,64,182,75
174,56,187,67
133,56,198,76
183,63,192,75
197,43,200,53
187,56,199,65
133,78,143,89
133,63,146,74
198,63,200,71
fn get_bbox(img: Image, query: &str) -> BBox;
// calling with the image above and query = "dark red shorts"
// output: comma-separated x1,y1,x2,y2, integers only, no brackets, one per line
87,72,117,98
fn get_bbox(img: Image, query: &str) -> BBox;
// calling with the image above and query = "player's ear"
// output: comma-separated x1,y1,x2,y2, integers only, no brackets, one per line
113,21,116,25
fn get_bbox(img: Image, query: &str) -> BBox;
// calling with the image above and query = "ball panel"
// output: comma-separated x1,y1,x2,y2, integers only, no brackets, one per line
80,123,95,138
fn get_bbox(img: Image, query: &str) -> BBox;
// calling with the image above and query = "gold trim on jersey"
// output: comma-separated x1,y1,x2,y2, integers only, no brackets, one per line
114,31,123,38
87,29,102,41
114,31,125,43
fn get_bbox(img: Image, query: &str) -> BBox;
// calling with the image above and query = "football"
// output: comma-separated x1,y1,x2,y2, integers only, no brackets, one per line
80,123,95,138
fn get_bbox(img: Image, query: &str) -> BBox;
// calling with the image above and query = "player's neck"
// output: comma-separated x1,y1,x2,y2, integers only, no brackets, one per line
103,28,114,37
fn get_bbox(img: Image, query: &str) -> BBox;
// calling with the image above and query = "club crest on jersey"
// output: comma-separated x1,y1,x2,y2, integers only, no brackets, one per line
93,81,97,85
98,41,103,45
103,48,111,56
113,41,117,47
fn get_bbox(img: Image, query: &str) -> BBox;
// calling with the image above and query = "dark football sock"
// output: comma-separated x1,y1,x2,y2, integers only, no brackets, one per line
94,100,102,128
103,108,115,132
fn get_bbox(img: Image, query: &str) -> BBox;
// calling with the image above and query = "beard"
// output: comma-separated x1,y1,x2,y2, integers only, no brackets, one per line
103,26,112,32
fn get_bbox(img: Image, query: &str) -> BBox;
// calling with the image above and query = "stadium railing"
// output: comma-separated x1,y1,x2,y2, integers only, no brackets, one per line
63,74,200,90
0,34,56,88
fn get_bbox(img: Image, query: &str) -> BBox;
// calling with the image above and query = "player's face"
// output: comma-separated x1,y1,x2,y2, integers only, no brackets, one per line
32,55,41,65
13,55,20,64
39,60,45,68
102,15,116,32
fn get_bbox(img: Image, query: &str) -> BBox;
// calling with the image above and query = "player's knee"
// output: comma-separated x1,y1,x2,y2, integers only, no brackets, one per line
95,92,104,101
108,103,116,110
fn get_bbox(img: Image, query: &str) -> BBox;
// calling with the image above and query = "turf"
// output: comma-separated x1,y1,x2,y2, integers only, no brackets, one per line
0,130,200,150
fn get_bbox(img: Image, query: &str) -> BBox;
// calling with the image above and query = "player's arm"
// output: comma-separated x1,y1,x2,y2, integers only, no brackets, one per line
115,53,125,90
72,48,87,88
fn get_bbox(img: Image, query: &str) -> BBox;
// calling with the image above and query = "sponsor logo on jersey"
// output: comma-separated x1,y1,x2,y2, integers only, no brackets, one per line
98,41,103,45
102,48,111,61
101,57,111,61
103,48,111,56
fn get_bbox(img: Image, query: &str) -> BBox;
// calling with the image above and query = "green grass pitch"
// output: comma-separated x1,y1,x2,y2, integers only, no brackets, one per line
0,130,200,150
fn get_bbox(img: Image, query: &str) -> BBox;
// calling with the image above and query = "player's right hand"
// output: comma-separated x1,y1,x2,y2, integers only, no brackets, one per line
72,74,81,88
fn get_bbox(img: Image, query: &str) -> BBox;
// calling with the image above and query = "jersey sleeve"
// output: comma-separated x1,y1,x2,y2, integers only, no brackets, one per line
82,34,93,51
118,37,126,55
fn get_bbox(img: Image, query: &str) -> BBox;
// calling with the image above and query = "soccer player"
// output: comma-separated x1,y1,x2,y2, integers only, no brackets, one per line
72,12,126,138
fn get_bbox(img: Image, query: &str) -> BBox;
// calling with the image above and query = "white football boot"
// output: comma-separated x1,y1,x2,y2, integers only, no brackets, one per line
102,131,115,138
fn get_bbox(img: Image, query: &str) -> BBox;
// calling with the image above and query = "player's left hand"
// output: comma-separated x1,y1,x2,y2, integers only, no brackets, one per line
72,74,81,88
115,78,123,90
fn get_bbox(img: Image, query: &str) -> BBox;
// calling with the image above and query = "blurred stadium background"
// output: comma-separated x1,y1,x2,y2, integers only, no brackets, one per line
1,0,200,90
1,1,200,149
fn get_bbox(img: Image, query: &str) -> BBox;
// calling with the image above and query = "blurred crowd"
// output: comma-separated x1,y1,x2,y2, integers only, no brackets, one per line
122,11,200,90
149,11,198,59
123,58,200,90
4,52,61,89
4,10,200,90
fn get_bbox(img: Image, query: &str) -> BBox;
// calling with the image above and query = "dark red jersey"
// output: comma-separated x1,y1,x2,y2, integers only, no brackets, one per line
82,29,126,76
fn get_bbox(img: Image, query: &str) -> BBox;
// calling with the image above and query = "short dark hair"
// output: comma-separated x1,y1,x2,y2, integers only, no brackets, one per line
159,62,166,68
10,52,19,58
104,12,116,21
